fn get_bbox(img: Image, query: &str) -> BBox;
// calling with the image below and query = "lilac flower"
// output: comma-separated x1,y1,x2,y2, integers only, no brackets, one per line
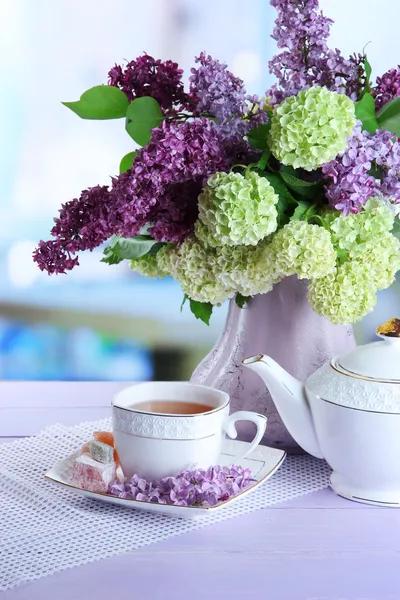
33,185,114,273
108,53,189,112
374,66,400,110
190,52,248,135
33,118,227,274
109,465,254,507
112,117,227,242
267,0,362,104
189,52,267,160
33,240,79,275
323,124,400,214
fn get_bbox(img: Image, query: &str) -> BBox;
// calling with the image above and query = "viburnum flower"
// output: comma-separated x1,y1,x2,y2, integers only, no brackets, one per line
270,220,337,279
166,236,233,305
108,53,189,112
360,235,400,289
308,198,400,324
269,87,356,171
216,240,280,297
109,465,254,507
308,261,378,324
329,197,395,255
129,248,172,279
196,171,279,247
374,66,400,111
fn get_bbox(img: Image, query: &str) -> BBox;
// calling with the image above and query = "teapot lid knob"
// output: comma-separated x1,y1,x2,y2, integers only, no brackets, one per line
376,318,400,339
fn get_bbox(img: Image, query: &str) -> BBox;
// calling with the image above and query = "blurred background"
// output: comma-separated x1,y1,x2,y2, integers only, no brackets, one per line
0,0,399,381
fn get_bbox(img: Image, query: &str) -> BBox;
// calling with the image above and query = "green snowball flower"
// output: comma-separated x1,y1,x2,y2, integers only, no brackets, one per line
153,243,178,275
330,197,395,257
197,171,279,247
270,220,337,279
269,87,356,171
215,240,281,297
360,234,400,289
130,248,171,279
308,261,377,324
308,197,400,324
166,237,233,305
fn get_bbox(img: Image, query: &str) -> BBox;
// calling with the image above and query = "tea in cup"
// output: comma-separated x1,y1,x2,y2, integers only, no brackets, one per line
112,382,267,480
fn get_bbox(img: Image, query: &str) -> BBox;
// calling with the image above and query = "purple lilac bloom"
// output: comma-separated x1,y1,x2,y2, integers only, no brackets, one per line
33,118,227,274
189,52,268,160
190,52,248,137
109,465,254,507
267,0,362,104
33,185,114,274
323,124,400,214
374,66,400,111
108,53,189,112
112,117,228,243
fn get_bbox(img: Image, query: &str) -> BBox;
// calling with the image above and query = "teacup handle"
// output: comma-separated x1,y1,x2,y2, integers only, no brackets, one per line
223,411,267,458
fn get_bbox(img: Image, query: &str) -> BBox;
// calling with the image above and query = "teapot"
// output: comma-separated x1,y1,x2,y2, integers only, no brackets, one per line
243,318,400,506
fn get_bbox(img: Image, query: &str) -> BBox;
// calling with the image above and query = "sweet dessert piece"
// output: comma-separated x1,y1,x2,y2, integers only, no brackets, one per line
89,440,114,464
377,318,400,337
93,431,114,446
93,431,120,466
80,442,90,454
72,453,116,493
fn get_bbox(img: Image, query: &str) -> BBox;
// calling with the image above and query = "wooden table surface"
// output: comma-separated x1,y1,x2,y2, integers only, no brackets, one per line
2,382,400,600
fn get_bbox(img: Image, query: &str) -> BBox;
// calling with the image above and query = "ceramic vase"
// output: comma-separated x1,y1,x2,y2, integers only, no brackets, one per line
191,276,356,453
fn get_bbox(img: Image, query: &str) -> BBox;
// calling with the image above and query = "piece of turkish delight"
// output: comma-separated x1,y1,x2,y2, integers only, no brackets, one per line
80,442,90,454
89,440,114,464
93,431,114,446
72,453,116,493
93,431,120,467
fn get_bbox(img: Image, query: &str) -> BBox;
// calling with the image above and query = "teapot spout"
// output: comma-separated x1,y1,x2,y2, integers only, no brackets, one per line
242,354,323,459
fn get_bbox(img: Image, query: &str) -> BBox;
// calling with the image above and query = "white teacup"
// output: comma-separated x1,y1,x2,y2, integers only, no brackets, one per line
112,382,267,481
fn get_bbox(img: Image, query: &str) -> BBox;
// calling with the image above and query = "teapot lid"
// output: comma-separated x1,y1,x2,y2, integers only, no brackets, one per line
338,318,400,382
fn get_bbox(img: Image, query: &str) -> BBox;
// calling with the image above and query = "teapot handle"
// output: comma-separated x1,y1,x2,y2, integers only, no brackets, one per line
223,411,267,458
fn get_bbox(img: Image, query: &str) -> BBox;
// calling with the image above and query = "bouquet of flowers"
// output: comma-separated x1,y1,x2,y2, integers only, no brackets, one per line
34,0,400,325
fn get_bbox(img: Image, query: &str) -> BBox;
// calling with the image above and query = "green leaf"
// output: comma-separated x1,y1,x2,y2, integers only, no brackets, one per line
180,294,188,312
362,57,372,95
376,97,400,137
235,294,250,309
392,218,400,240
355,92,379,134
290,200,318,222
189,299,213,325
102,234,160,265
119,151,136,174
368,163,382,180
262,172,297,227
125,96,164,146
101,245,124,265
263,173,297,211
256,149,271,171
62,85,129,120
280,170,323,199
336,248,349,265
247,123,271,150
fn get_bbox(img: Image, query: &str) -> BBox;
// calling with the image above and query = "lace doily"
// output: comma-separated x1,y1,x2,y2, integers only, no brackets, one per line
0,418,331,590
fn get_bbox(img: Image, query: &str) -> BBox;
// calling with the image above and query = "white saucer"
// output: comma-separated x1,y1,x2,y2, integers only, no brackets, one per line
45,439,286,519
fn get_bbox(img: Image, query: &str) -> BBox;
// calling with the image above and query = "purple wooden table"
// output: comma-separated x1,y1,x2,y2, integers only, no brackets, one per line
2,382,400,600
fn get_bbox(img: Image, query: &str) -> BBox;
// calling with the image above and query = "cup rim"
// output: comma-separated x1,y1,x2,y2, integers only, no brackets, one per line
112,381,230,418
